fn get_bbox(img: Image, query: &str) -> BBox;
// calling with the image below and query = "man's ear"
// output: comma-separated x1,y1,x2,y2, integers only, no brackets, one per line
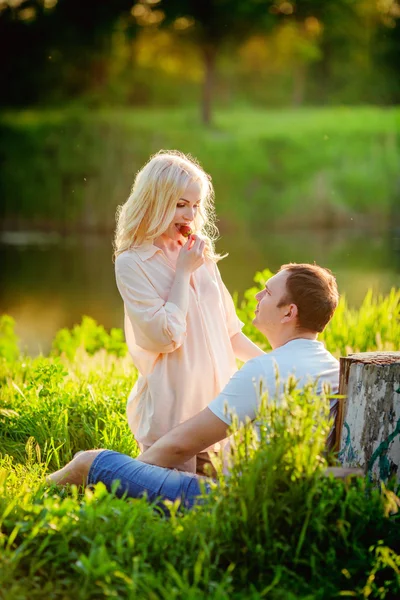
280,303,298,324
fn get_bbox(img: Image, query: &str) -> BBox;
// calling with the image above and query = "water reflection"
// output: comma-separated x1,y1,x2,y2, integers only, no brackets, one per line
1,228,399,355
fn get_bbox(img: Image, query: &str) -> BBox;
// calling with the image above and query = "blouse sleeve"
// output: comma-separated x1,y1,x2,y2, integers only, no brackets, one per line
115,256,187,354
214,264,244,339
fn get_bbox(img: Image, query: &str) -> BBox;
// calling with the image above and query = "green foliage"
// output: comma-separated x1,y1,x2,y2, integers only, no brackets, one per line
0,280,399,597
322,288,400,356
0,369,399,597
0,348,137,468
52,316,127,360
1,107,399,232
1,0,399,112
0,315,19,363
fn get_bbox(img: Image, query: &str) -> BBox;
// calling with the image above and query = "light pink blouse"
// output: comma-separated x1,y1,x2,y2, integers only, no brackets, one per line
115,244,243,468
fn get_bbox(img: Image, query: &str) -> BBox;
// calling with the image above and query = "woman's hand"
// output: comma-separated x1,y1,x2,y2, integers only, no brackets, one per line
176,235,205,274
167,236,205,318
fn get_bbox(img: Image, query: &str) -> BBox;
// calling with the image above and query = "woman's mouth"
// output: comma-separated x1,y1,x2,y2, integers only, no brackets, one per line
175,224,192,237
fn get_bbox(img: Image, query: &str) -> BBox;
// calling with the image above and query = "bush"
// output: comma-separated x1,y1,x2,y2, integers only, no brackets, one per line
52,316,127,359
0,315,19,362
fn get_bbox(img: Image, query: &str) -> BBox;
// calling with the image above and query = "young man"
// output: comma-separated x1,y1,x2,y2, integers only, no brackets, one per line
48,263,341,507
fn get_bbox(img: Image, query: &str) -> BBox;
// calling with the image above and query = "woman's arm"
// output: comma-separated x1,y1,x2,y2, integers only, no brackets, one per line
231,331,264,362
167,236,205,315
115,237,206,354
212,265,263,362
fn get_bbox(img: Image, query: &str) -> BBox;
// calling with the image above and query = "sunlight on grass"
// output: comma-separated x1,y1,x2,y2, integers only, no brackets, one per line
0,274,399,598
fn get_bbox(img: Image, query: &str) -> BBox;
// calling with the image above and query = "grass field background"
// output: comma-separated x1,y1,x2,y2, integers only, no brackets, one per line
1,106,399,233
1,272,399,598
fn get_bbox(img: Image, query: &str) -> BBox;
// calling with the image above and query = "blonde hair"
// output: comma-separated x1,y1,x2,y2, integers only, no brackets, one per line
114,150,223,262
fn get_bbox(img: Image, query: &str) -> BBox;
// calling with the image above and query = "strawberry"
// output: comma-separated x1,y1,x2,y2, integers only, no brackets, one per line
179,225,192,238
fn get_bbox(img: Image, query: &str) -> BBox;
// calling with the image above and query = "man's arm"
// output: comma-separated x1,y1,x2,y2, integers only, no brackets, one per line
137,408,229,469
138,356,265,470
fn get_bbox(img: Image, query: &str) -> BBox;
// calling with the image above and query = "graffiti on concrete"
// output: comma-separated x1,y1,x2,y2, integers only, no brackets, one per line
338,421,358,464
367,418,400,482
338,418,400,482
338,419,400,481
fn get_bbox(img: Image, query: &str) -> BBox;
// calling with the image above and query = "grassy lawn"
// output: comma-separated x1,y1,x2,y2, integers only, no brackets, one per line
0,273,399,598
1,106,399,232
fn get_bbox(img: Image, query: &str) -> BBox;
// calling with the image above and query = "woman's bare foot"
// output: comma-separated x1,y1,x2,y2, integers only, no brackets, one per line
47,449,105,487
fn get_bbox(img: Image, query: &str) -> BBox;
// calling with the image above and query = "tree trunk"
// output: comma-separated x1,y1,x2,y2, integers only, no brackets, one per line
336,352,400,484
201,45,216,126
291,64,306,107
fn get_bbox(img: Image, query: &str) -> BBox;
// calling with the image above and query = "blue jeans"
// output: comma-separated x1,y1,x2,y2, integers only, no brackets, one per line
87,450,213,509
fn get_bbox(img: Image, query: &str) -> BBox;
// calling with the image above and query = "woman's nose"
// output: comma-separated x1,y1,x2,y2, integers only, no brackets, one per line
184,207,195,220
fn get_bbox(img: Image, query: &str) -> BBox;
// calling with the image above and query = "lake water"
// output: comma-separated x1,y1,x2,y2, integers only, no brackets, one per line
1,228,400,355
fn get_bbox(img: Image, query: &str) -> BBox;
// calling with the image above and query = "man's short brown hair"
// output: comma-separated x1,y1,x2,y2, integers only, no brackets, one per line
278,263,339,333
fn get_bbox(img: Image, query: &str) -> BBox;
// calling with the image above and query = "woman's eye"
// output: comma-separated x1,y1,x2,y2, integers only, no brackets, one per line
177,203,185,208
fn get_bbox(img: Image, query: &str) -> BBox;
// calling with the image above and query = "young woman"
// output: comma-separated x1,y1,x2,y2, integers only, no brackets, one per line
114,150,263,473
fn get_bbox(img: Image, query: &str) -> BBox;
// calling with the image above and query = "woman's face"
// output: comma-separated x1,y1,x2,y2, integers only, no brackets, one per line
163,181,202,242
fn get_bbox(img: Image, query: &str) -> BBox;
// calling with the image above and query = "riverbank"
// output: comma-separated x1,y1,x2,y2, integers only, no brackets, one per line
2,230,399,355
1,106,399,233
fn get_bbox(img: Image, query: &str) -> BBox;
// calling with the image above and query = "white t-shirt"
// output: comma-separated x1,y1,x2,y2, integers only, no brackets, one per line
208,338,339,429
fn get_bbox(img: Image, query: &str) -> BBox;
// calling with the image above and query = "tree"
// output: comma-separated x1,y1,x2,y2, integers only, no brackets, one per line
0,0,136,106
132,0,277,125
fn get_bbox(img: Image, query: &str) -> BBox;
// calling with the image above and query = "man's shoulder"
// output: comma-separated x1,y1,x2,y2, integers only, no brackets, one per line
239,353,277,380
262,340,339,374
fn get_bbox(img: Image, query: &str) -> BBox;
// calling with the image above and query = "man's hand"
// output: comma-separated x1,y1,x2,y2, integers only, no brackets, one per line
137,408,229,469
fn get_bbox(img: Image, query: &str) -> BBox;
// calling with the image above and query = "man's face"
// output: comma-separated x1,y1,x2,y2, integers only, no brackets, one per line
252,270,292,343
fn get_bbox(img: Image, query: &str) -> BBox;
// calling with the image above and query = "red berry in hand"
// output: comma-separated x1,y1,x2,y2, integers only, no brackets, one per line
179,225,192,237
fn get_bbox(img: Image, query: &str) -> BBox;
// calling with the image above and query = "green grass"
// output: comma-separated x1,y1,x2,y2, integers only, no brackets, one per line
1,106,399,232
0,275,399,598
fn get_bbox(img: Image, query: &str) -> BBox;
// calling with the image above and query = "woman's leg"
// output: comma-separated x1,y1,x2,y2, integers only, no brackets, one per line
87,450,211,508
48,450,210,508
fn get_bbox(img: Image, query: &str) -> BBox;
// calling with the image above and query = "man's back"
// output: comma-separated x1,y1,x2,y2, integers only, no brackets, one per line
208,338,339,426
